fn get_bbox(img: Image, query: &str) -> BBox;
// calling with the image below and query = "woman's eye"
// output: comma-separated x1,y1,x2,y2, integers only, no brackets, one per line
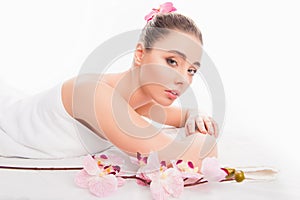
166,58,178,66
187,69,197,76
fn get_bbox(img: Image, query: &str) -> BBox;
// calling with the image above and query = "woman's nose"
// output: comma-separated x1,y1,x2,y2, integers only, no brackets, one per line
174,71,189,85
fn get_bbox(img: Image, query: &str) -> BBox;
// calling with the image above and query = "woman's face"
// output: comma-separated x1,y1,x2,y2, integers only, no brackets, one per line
138,30,203,106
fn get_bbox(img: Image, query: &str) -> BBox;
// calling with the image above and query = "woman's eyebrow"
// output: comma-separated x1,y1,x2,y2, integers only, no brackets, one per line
167,50,201,68
168,50,187,59
193,61,201,68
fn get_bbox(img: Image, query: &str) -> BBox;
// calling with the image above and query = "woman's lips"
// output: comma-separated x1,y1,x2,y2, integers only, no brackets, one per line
165,90,180,100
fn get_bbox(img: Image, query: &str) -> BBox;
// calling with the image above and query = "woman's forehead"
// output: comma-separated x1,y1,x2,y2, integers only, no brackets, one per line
151,30,203,63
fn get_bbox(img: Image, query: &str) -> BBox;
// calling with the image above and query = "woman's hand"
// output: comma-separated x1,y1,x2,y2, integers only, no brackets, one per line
184,109,219,138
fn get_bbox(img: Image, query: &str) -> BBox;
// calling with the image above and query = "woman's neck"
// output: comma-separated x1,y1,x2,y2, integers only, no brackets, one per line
115,67,153,110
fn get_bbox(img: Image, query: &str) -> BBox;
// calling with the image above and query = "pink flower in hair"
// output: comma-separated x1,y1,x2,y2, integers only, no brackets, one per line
144,2,177,22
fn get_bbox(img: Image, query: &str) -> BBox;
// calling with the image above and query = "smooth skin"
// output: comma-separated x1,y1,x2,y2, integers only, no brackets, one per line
61,30,218,168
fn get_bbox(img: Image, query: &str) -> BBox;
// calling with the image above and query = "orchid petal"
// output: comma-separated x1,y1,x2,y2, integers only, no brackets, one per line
137,152,142,160
201,157,227,182
139,152,161,180
181,171,203,179
142,157,148,164
171,160,203,179
136,172,150,186
150,180,169,200
100,154,108,159
144,10,157,21
162,168,184,197
187,161,194,169
176,159,183,165
117,177,126,187
112,165,121,173
88,175,118,197
136,168,152,185
129,156,140,166
159,2,177,13
74,169,91,188
83,155,99,175
160,161,167,167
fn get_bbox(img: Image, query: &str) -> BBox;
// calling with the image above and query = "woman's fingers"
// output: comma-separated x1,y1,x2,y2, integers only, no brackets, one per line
195,118,207,134
209,117,219,138
185,114,219,138
186,120,195,135
203,117,214,136
184,120,192,136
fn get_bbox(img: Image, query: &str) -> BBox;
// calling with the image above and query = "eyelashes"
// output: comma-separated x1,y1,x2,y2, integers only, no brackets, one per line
187,69,197,75
166,58,178,66
166,58,198,76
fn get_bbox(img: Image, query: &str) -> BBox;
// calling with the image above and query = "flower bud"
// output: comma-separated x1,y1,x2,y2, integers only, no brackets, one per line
234,170,245,182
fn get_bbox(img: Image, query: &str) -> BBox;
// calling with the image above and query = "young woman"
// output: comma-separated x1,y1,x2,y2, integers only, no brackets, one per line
0,7,218,168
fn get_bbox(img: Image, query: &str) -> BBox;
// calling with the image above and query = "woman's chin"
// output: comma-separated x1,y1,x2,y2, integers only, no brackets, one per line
152,97,175,107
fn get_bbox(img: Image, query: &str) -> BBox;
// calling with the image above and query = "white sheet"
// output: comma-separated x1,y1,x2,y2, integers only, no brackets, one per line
0,128,299,200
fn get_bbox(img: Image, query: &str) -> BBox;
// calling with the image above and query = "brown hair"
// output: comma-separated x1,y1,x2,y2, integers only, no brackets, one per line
139,13,203,50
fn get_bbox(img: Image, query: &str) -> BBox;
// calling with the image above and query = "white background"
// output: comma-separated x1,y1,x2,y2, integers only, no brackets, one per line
1,0,299,177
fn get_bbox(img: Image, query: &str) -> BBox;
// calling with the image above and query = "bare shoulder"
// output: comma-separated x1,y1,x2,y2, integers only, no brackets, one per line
61,73,117,116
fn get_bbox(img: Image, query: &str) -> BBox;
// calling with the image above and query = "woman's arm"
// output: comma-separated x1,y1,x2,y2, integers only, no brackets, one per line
93,82,217,166
135,102,219,137
135,101,189,128
94,82,175,157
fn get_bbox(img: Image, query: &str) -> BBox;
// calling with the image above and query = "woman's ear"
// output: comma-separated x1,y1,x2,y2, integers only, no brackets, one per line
134,43,145,67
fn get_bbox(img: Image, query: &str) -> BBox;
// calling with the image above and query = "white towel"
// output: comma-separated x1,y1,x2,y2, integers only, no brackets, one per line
0,81,113,159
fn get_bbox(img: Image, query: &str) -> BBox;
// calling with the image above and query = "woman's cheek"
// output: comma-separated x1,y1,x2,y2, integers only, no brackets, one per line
140,64,176,87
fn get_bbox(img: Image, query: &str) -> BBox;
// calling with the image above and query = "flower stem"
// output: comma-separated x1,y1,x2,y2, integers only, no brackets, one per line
120,175,151,185
184,178,207,187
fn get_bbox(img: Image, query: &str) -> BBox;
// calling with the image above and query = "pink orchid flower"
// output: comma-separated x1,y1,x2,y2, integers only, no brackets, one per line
74,155,125,197
171,159,203,180
93,153,124,167
150,168,184,200
130,152,151,186
144,2,177,22
135,152,157,186
130,152,148,166
200,157,227,182
137,152,184,200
